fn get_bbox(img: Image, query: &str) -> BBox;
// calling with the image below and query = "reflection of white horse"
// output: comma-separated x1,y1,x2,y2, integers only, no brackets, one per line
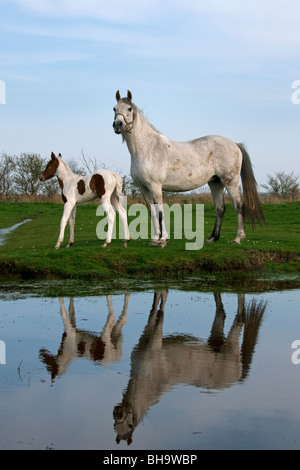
113,291,266,445
39,295,129,381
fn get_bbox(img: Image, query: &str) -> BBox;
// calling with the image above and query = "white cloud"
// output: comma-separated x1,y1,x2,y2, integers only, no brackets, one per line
5,0,300,61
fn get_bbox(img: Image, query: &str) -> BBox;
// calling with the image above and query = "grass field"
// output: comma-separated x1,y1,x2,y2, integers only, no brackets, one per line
0,201,299,281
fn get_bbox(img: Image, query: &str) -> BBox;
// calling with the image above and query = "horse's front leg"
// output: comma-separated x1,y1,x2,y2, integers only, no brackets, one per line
66,205,77,248
55,202,75,249
140,186,166,247
149,184,169,247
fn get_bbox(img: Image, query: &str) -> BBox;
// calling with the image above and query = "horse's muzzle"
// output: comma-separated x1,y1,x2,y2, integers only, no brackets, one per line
39,174,45,182
113,119,123,134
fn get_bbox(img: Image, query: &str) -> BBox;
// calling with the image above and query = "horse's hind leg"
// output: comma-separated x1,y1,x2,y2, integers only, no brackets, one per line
226,182,246,244
100,197,116,247
206,179,226,243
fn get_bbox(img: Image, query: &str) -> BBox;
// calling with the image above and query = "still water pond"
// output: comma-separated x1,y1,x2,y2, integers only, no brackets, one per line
0,281,300,450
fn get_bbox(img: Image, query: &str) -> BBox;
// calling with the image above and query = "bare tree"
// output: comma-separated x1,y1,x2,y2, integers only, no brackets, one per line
0,152,16,196
67,158,86,176
79,149,109,174
121,174,131,195
262,171,299,199
40,178,59,198
129,177,141,198
14,153,45,195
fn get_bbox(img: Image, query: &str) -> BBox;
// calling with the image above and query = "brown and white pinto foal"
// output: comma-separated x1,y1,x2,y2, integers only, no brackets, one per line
40,152,130,249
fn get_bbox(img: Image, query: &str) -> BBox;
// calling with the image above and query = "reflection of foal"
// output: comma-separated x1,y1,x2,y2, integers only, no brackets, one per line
39,295,129,381
113,291,266,445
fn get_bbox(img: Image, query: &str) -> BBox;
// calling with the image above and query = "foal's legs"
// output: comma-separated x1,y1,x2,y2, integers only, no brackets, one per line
100,295,129,363
110,294,130,343
55,201,76,249
100,195,117,247
66,205,77,248
206,179,226,243
110,192,130,247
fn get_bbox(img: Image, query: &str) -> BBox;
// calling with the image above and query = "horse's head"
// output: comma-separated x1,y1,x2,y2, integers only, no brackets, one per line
113,402,135,445
113,90,136,135
39,152,61,181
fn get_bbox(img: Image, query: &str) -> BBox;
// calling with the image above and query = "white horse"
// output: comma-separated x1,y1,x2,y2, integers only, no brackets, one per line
40,152,130,249
113,90,265,247
113,291,266,445
39,295,129,381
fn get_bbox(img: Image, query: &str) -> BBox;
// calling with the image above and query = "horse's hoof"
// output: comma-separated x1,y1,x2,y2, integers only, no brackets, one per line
205,238,215,244
149,240,160,246
123,239,130,248
231,239,241,245
149,239,168,248
101,242,111,248
55,245,60,250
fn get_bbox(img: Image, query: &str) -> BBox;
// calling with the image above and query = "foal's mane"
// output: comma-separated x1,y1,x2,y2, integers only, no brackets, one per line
57,155,69,169
57,154,75,175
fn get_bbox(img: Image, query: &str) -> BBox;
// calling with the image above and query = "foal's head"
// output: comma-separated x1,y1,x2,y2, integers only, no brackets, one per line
39,152,61,181
113,90,136,135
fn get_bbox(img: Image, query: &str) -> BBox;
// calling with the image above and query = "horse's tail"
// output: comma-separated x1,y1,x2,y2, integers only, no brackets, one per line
240,298,267,381
237,143,265,228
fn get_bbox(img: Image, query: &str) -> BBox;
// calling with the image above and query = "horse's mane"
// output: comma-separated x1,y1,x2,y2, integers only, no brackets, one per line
57,155,69,169
57,155,75,174
135,104,161,134
121,98,161,135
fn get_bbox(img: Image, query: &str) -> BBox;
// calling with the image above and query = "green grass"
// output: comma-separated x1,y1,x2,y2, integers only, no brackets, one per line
0,201,299,280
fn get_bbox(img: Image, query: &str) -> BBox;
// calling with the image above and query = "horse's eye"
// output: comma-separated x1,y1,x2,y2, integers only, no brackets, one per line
128,107,132,112
113,107,116,112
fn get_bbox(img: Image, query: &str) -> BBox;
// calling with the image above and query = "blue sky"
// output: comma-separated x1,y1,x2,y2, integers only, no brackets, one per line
0,0,300,186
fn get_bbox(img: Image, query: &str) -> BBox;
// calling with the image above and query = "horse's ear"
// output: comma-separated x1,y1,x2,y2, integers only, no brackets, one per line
51,152,56,160
58,153,62,158
116,90,121,102
127,90,132,102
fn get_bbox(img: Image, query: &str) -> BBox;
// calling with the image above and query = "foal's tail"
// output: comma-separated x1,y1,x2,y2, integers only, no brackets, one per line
113,173,125,199
237,143,265,228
